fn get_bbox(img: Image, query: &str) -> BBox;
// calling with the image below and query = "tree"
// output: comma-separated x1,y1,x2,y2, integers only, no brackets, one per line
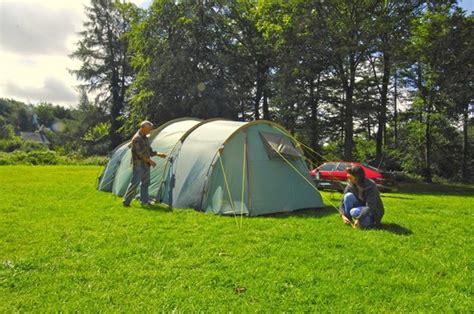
0,116,15,140
318,0,379,160
259,0,333,153
369,0,423,165
434,8,474,182
129,1,231,125
407,2,473,182
70,0,137,149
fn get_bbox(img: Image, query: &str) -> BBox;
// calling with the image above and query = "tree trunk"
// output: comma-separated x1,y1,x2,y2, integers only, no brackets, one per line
365,86,371,139
394,71,398,148
110,68,123,149
106,17,123,149
367,116,371,139
462,108,469,183
254,74,261,121
376,52,390,166
424,100,432,183
262,89,269,120
417,63,432,182
254,61,267,120
344,60,355,161
309,75,321,160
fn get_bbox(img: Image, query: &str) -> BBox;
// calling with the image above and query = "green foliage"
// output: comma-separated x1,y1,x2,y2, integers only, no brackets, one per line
18,140,49,152
0,98,35,133
354,136,376,163
0,137,47,153
0,166,473,311
320,140,343,162
0,116,15,139
0,138,23,152
70,0,138,148
0,151,108,166
0,150,58,165
1,1,472,183
83,122,110,143
127,1,241,127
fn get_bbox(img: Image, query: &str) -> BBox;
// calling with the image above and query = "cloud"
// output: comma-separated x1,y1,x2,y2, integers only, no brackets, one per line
0,0,150,106
5,77,77,104
0,2,79,55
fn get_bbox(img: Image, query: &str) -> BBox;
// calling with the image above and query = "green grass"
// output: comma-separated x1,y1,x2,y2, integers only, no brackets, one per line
1,166,473,312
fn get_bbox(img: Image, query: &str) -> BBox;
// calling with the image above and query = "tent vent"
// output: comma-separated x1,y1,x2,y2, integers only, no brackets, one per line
259,131,302,160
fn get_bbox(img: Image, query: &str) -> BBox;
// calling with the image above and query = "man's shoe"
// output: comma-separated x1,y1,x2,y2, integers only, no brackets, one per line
123,202,130,207
141,201,156,206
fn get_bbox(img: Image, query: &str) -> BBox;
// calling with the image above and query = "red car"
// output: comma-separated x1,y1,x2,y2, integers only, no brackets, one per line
310,161,394,192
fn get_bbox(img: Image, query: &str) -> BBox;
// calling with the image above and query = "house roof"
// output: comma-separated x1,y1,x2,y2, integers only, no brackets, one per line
20,132,51,145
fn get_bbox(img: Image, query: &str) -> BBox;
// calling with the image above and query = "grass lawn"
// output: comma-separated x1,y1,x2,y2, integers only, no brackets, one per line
1,165,473,312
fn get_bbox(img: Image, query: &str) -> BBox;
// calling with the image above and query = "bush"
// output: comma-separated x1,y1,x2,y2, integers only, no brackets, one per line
26,150,58,164
0,138,23,152
57,154,108,165
392,171,423,183
0,138,50,153
0,150,58,165
0,150,107,166
19,141,49,152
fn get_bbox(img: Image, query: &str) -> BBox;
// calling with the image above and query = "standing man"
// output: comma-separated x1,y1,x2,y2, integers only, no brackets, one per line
123,120,167,207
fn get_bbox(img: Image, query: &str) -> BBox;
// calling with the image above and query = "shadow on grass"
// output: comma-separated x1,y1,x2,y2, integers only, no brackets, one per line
396,182,474,196
140,203,173,213
263,206,338,219
381,195,415,200
375,223,413,236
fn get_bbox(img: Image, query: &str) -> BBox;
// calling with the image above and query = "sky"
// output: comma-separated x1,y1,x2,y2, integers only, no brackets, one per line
0,0,473,108
0,0,151,107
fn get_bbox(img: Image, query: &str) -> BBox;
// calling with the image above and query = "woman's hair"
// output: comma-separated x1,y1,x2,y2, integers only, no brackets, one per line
346,165,365,185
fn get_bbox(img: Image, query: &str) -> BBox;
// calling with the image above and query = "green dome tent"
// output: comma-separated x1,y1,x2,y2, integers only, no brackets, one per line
98,118,325,216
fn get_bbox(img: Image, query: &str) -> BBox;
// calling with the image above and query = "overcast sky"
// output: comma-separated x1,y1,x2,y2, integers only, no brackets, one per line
0,0,151,107
0,0,473,108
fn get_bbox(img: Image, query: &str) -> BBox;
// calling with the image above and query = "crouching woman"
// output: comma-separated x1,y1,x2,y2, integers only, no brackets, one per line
339,166,384,228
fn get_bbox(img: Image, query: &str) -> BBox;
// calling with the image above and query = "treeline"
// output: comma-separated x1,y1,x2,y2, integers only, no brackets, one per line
0,96,109,156
3,0,474,183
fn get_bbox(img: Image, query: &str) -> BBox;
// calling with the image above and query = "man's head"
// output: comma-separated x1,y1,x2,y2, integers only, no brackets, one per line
346,165,365,186
140,120,154,135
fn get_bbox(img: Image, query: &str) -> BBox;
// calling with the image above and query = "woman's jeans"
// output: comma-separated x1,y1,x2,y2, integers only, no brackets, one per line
343,192,373,227
123,164,151,206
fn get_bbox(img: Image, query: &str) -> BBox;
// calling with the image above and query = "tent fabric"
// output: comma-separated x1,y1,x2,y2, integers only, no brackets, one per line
199,122,323,216
158,120,246,210
97,140,130,192
259,131,302,160
147,119,202,197
98,118,325,216
99,118,202,197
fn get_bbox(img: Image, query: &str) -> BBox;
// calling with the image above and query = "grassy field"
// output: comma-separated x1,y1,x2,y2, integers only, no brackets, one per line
1,166,473,312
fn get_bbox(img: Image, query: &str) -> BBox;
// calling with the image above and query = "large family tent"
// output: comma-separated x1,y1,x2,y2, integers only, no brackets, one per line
98,118,325,216
98,118,202,197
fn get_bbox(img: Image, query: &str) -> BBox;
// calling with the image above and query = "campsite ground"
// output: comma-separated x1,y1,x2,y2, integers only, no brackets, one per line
0,166,473,312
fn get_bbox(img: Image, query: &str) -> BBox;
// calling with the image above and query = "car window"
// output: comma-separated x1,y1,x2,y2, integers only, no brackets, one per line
335,162,351,171
319,163,335,171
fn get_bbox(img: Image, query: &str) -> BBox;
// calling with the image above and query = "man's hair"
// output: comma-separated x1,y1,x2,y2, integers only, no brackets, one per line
346,165,365,185
140,120,154,128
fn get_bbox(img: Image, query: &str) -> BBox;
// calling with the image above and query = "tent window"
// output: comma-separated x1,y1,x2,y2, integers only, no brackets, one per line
259,131,302,160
